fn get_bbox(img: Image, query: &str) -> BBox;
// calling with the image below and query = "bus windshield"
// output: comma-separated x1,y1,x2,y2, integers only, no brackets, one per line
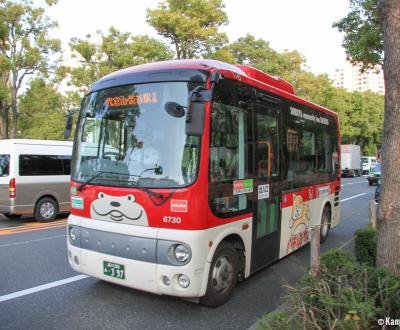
72,82,201,188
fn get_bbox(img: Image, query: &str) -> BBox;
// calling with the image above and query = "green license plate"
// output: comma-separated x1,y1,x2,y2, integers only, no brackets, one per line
103,261,125,280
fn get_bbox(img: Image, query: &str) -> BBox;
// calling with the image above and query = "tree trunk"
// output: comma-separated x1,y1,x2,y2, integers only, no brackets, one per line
0,100,9,139
11,79,17,139
376,0,400,275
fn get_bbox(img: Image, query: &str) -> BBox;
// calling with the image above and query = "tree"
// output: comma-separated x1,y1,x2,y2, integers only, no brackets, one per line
333,0,383,71
325,89,384,153
146,0,228,59
18,78,67,140
377,0,400,275
0,0,61,138
69,27,173,92
228,34,333,105
334,0,400,275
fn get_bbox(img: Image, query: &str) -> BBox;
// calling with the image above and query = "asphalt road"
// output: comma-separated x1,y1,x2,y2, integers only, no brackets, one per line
0,177,376,330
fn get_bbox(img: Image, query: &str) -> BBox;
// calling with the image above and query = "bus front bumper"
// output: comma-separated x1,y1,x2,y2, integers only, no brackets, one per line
67,215,210,298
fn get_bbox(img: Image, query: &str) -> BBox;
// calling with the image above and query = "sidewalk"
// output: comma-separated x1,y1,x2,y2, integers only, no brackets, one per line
246,236,357,330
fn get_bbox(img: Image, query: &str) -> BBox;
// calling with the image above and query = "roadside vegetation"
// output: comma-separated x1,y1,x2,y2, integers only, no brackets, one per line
0,0,384,154
257,243,400,329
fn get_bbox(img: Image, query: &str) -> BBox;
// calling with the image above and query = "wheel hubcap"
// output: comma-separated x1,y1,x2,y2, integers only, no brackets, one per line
211,255,233,294
40,202,55,219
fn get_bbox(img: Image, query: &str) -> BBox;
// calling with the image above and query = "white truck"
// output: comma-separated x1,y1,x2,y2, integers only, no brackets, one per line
341,144,361,177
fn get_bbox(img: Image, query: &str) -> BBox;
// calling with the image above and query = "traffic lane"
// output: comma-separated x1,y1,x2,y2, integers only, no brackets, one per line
0,184,374,330
340,177,375,199
0,257,304,330
0,226,76,296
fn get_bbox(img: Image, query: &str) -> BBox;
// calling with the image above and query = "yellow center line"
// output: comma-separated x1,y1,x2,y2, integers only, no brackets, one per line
5,220,68,230
0,222,67,235
1,220,67,231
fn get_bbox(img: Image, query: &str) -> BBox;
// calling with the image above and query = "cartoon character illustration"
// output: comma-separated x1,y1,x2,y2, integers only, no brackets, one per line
90,192,148,226
287,193,310,253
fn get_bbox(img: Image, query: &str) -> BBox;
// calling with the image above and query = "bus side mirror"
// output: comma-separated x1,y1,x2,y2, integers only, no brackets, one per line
64,114,74,139
185,72,220,136
185,102,206,136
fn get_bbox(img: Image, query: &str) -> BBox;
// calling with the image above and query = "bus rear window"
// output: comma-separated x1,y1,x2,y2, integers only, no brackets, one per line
0,155,10,177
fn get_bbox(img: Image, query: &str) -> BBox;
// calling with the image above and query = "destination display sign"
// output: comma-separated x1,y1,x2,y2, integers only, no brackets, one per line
106,92,158,107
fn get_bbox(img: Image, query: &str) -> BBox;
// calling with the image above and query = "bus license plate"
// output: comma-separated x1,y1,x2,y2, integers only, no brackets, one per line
103,261,125,280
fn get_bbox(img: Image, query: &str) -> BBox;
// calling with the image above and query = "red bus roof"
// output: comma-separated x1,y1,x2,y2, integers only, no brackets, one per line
94,59,338,119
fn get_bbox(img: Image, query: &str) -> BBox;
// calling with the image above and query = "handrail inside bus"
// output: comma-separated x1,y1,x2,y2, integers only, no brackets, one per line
258,141,271,177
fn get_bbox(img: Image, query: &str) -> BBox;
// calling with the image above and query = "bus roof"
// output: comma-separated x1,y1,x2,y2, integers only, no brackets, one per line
89,59,338,118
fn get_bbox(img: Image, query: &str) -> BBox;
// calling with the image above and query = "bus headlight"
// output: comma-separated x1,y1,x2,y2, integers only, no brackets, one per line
174,244,190,263
178,274,190,288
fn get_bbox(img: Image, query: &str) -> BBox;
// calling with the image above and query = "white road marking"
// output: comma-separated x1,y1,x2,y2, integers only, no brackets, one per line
0,235,66,248
340,193,367,202
0,275,89,303
341,181,367,186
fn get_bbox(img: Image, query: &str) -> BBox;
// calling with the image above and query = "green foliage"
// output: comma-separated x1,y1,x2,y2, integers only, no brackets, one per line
355,226,377,266
333,0,383,70
18,78,70,140
146,0,228,59
69,27,173,91
0,0,61,138
325,88,384,154
257,249,400,329
229,34,306,80
256,311,291,330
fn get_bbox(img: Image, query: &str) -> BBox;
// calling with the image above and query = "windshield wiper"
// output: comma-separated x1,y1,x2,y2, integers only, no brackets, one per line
77,171,104,191
87,170,165,199
77,170,129,191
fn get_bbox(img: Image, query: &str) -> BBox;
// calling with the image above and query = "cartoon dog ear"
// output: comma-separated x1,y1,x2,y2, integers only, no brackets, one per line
127,194,135,202
98,192,105,199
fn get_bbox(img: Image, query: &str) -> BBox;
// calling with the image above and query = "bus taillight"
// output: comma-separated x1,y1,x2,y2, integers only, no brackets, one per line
9,178,16,198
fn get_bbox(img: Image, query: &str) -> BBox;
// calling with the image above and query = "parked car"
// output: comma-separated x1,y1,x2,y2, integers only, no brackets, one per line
368,163,381,186
0,139,73,222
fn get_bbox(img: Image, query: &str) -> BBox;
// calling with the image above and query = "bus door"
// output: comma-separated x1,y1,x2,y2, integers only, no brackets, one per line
251,102,281,272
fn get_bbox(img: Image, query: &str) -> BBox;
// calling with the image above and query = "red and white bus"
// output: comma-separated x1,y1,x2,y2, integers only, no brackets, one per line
67,59,341,307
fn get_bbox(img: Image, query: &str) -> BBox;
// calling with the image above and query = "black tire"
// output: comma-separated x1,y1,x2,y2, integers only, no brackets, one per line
200,242,239,308
34,197,58,222
3,213,22,219
320,207,330,243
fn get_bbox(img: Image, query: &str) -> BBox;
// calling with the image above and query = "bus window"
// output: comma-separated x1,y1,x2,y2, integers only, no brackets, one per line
256,112,279,177
209,79,252,217
287,104,339,188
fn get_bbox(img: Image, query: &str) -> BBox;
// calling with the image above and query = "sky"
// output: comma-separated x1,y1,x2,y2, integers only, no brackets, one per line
46,0,351,77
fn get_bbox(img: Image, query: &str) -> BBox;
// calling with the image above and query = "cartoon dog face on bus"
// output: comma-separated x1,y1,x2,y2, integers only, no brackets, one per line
90,192,148,226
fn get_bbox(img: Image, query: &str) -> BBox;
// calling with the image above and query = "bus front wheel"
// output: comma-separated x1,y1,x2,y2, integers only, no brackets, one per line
200,241,239,308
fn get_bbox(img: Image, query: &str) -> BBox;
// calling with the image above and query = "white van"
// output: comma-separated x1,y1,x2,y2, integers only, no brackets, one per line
361,156,378,174
0,139,73,222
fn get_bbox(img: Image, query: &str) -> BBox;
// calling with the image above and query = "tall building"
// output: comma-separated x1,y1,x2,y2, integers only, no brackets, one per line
333,61,385,94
